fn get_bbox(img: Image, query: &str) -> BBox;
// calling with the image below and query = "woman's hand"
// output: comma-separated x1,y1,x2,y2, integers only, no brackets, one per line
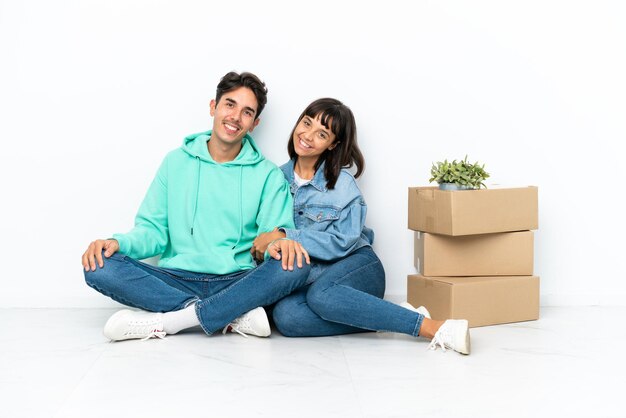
267,238,310,271
251,228,286,261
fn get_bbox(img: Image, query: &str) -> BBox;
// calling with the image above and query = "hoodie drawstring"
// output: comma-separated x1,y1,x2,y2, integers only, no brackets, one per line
191,156,201,235
232,165,244,249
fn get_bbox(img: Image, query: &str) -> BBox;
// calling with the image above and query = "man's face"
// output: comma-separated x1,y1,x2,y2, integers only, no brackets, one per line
210,86,260,147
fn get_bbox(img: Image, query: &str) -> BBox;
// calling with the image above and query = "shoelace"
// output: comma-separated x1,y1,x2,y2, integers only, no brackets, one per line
140,330,166,341
427,328,449,352
222,317,250,338
123,322,166,341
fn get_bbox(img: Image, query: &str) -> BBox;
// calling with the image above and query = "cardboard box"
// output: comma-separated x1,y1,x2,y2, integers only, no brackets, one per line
407,274,540,327
414,231,534,276
408,186,538,235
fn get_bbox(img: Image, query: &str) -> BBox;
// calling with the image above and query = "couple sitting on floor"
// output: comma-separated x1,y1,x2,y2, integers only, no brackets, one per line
82,71,470,355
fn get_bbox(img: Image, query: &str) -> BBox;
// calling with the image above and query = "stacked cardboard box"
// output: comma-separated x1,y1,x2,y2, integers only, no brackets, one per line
407,186,539,327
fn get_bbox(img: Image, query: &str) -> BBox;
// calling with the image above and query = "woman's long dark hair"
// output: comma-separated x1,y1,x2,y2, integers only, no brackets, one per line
287,98,364,189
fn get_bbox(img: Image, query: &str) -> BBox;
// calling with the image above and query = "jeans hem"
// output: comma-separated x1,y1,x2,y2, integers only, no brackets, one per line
195,302,214,336
183,297,200,309
413,314,425,337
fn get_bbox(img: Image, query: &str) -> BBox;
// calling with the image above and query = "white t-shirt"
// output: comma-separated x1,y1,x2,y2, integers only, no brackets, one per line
294,170,312,187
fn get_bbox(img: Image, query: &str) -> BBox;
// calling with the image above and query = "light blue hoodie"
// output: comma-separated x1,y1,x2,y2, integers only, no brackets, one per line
113,131,294,274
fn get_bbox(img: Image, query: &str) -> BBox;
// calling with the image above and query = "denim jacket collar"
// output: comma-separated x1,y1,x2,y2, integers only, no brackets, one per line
284,159,328,192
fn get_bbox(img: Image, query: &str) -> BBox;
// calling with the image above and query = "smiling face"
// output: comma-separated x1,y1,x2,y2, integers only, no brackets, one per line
292,113,338,163
209,86,260,148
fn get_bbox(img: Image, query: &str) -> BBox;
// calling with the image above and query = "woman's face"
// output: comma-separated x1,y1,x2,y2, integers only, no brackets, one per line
292,114,337,161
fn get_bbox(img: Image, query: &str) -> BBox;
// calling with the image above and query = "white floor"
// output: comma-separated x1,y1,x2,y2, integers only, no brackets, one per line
1,306,623,418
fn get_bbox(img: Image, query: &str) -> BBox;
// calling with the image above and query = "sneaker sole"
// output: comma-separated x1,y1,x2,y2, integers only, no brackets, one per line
457,321,471,355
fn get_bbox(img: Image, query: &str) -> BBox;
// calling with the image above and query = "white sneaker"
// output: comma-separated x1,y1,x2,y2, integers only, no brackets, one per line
222,307,271,338
400,301,431,319
428,319,471,355
103,309,166,341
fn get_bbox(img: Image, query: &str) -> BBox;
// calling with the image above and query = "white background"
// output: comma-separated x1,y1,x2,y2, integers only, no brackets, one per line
1,0,624,308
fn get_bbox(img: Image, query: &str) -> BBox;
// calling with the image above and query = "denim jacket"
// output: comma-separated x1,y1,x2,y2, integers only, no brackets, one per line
280,160,374,283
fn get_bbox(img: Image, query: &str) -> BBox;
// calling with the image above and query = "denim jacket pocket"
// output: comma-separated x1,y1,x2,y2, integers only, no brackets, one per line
302,205,340,223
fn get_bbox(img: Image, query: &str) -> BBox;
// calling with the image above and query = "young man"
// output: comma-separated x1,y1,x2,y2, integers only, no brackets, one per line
82,71,310,341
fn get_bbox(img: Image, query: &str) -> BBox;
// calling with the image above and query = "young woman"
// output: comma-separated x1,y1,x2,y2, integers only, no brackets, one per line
252,98,470,354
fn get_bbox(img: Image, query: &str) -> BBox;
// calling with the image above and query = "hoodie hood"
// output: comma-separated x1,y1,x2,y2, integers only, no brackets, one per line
179,130,265,249
181,130,265,166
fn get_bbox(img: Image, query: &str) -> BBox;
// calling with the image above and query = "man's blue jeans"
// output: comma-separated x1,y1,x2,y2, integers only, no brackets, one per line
84,252,310,335
272,247,424,337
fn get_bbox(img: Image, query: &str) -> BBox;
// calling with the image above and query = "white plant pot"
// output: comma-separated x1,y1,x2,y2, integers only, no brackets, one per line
438,183,474,191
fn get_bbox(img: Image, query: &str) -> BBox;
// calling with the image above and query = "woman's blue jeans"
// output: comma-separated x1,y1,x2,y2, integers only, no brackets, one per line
84,252,310,335
272,247,424,337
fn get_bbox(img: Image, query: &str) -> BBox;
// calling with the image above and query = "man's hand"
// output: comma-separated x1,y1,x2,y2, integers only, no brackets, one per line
250,228,286,261
82,239,120,272
267,239,310,271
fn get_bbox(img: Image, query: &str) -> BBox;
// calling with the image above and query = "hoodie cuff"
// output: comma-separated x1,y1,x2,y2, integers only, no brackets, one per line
111,234,130,255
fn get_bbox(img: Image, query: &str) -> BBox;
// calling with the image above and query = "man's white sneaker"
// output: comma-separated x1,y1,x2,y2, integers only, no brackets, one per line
222,307,271,338
103,309,166,341
400,301,432,319
428,319,471,355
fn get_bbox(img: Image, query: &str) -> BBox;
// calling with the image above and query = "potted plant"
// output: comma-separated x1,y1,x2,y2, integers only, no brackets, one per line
429,156,490,190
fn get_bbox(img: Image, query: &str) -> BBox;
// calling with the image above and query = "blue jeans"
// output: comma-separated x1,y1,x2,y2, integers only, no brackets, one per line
272,247,424,337
84,252,310,335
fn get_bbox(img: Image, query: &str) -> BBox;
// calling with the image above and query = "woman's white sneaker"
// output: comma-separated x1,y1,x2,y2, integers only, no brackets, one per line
103,309,166,341
222,307,271,338
400,301,431,319
428,319,471,355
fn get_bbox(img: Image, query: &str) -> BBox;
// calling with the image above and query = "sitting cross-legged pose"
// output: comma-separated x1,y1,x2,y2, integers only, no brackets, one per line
252,98,470,354
82,71,310,341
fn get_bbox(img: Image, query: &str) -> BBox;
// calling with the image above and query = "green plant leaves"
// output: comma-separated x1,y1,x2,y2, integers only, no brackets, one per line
429,156,490,189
